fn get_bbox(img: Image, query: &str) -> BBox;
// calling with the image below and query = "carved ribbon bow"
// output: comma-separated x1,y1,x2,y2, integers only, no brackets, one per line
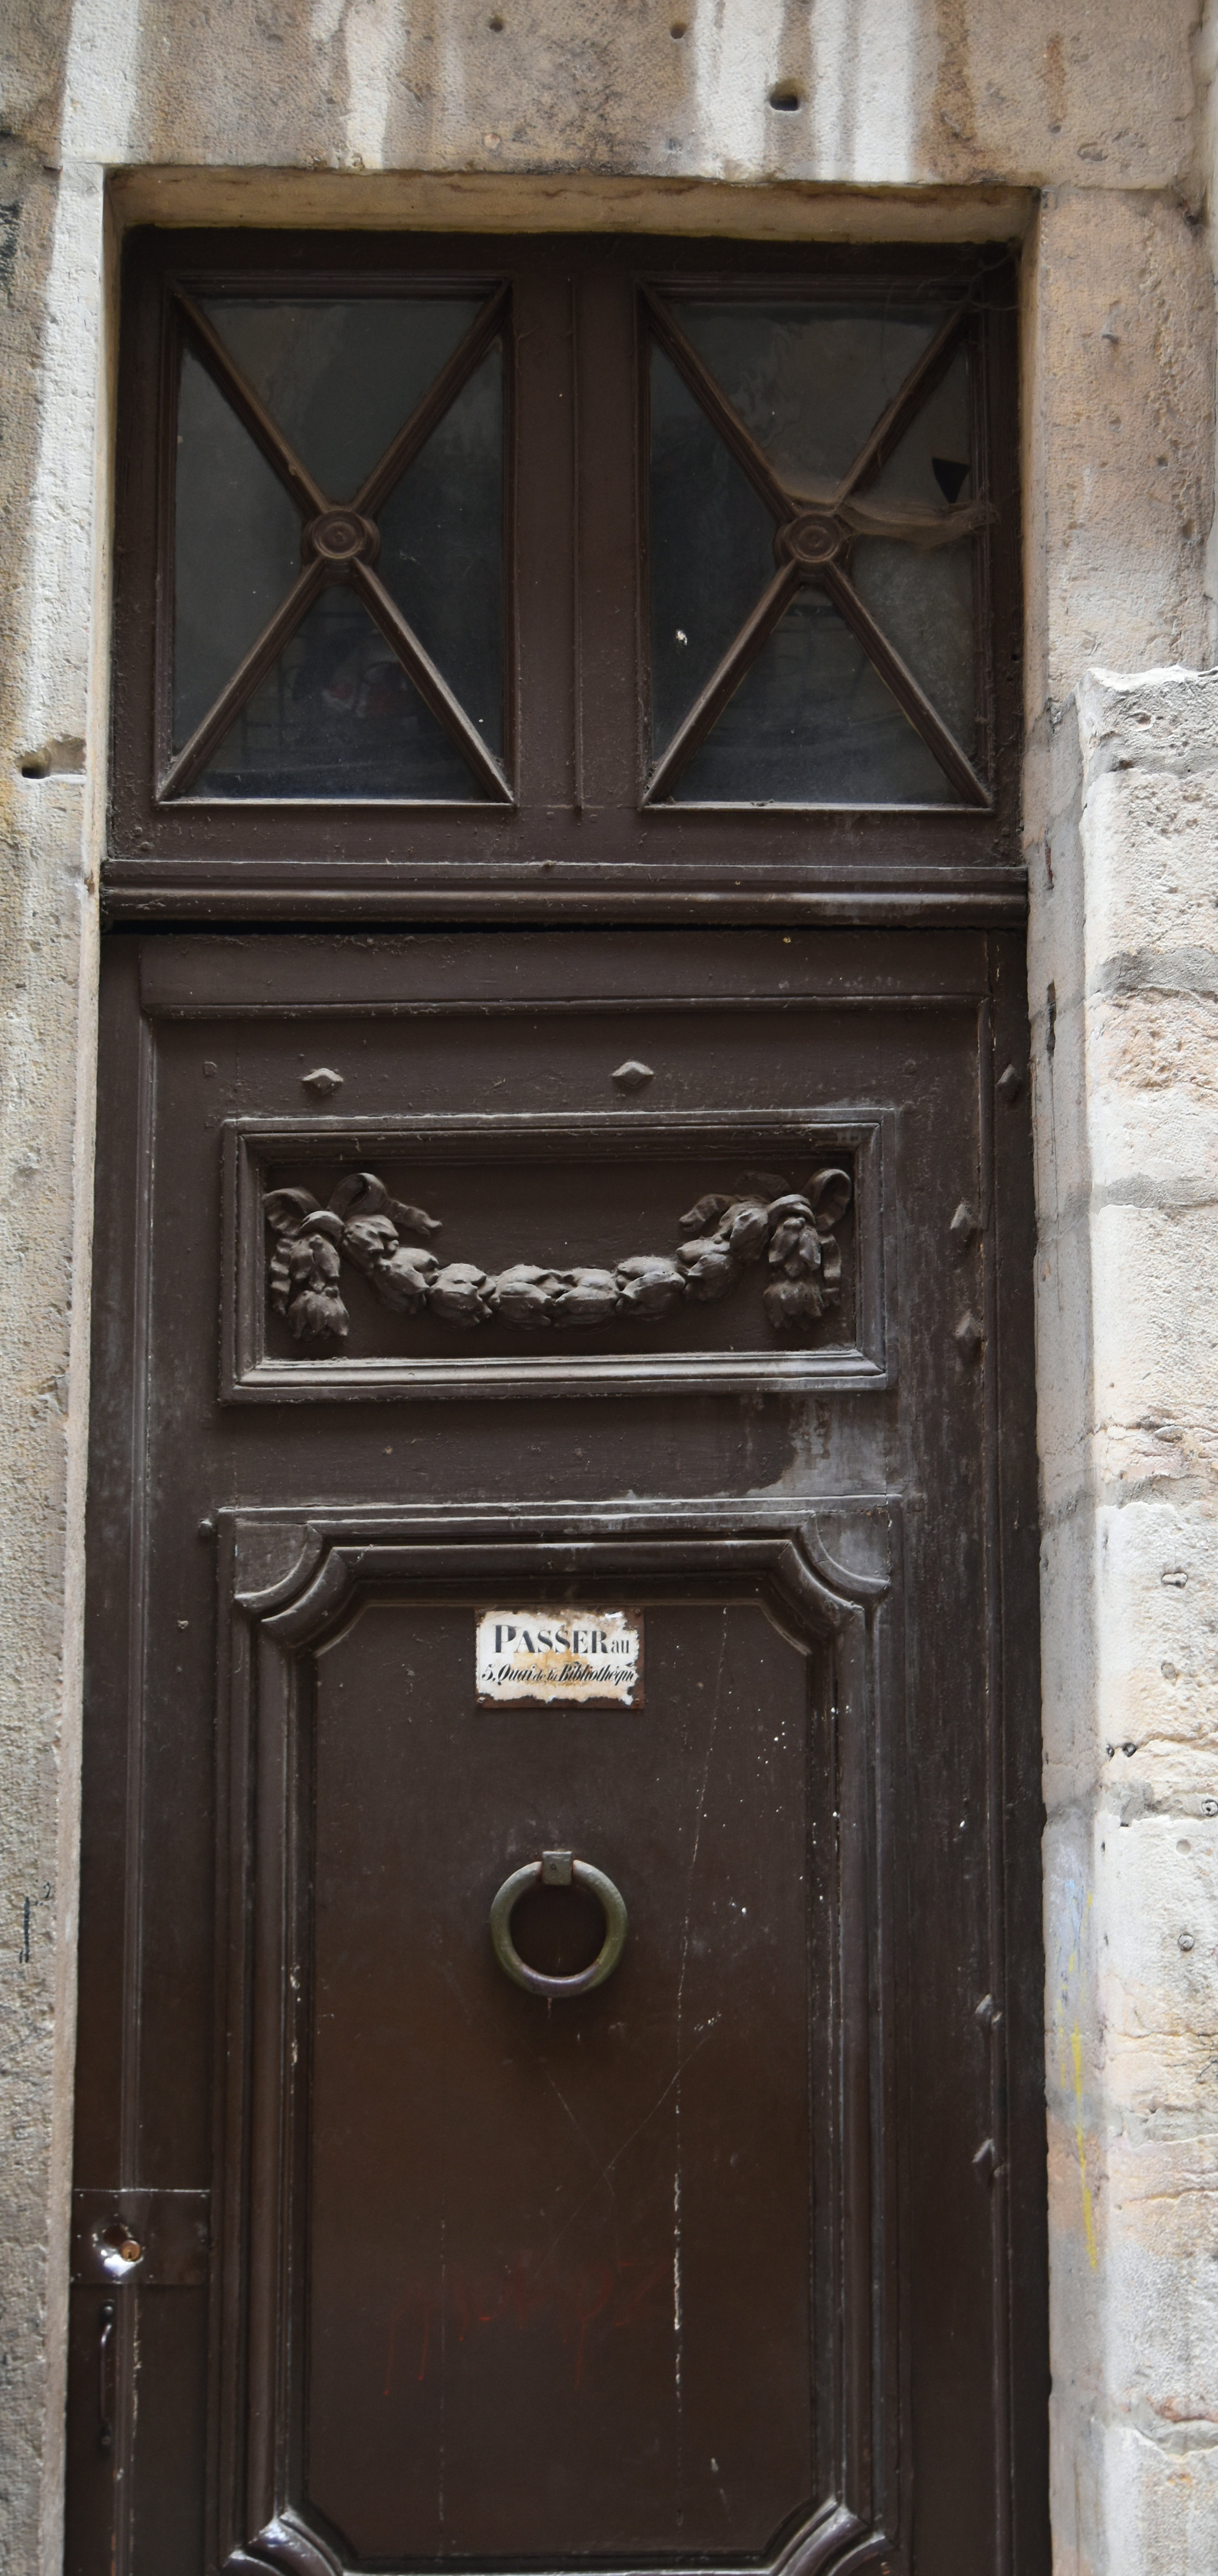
265,1166,853,1346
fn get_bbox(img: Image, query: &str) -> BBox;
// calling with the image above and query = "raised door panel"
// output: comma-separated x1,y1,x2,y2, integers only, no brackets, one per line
221,1520,888,2576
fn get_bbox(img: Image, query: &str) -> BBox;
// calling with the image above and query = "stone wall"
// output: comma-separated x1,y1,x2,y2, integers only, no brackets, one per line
0,2,1214,2570
0,134,105,2576
1023,169,1218,2574
1033,666,1218,2573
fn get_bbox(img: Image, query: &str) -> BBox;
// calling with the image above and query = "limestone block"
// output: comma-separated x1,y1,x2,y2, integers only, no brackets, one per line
1043,1811,1108,2357
1044,1815,1218,2472
1040,1508,1101,1806
1031,986,1091,1226
1081,769,1218,982
1026,194,1213,707
1101,2425,1218,2576
1087,989,1218,1205
1078,665,1218,786
1088,1202,1218,1458
1110,2026,1218,2128
1045,1806,1106,2077
1100,1814,1218,2043
1041,1500,1218,1805
916,0,1197,191
1024,687,1088,917
1041,1501,1218,2575
1087,1500,1218,1776
1034,1205,1095,1509
0,0,1200,187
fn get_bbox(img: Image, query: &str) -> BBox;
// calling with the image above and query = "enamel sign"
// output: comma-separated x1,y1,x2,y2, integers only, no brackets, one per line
475,1609,644,1707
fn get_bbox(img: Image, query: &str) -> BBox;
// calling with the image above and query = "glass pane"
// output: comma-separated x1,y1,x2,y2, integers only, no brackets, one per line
202,298,484,499
378,348,503,757
193,588,486,800
869,345,972,511
850,349,977,758
648,346,776,755
670,591,960,806
676,301,946,499
851,538,975,755
173,348,301,750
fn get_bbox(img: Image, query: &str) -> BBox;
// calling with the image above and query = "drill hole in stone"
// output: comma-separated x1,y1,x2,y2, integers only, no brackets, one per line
768,79,802,110
488,11,504,25
670,18,688,34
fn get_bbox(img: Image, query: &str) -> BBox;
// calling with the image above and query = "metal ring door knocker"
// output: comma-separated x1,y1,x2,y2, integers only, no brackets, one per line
490,1849,628,1998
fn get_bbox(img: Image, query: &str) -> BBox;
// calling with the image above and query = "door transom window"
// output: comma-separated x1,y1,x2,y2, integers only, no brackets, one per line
109,231,1021,911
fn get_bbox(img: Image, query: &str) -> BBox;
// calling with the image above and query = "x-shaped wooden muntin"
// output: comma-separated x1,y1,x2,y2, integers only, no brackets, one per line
161,285,513,803
642,288,991,807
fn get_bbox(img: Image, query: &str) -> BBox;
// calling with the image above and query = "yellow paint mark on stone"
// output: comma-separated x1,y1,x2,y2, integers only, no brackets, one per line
1055,1886,1097,2267
1071,2019,1098,2270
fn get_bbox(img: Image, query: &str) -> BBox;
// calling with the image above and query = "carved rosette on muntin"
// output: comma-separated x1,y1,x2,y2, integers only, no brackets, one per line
264,1166,853,1344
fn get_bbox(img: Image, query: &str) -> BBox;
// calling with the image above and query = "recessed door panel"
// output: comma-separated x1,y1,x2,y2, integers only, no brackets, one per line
307,1597,821,2560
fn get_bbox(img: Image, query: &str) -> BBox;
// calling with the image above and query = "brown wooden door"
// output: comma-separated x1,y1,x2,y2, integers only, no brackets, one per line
70,236,1046,2576
70,928,1046,2576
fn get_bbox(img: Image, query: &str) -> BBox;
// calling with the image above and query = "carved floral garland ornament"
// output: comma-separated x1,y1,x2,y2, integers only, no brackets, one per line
264,1166,853,1343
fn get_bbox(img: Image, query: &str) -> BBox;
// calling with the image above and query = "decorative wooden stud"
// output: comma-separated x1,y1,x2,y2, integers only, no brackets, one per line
949,1200,980,1251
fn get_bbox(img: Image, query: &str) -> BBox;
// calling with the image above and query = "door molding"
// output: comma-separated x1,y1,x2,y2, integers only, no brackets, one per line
211,1500,903,2576
222,1112,891,1402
